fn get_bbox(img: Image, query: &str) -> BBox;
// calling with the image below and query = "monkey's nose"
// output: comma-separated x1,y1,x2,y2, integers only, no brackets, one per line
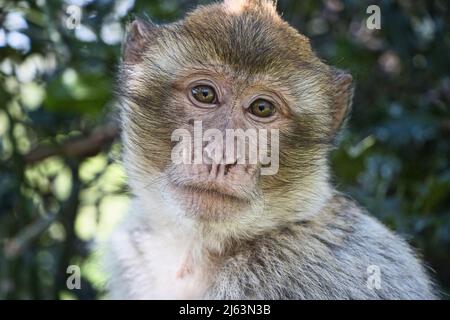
207,160,239,179
203,141,240,177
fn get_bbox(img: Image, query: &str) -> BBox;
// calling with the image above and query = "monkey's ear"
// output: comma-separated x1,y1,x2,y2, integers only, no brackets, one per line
123,19,156,63
330,69,354,136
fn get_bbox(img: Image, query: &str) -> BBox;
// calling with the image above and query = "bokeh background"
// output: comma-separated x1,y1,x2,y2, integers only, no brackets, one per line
0,0,449,299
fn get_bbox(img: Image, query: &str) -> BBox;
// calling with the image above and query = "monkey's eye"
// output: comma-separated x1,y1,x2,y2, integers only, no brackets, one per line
249,99,275,118
191,85,217,104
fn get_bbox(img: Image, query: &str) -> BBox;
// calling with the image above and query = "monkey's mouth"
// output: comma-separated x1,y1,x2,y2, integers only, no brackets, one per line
165,166,258,217
169,182,250,203
168,182,252,217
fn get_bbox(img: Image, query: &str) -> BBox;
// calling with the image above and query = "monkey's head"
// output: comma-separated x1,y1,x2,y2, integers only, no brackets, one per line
118,0,353,235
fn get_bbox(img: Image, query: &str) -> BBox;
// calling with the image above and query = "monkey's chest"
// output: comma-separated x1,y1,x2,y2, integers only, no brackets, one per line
148,257,209,299
132,232,210,299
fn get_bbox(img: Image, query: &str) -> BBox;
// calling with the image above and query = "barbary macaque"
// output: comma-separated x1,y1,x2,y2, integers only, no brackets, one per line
105,0,437,299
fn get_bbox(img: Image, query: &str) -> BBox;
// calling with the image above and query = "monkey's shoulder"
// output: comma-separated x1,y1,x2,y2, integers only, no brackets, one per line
211,195,437,299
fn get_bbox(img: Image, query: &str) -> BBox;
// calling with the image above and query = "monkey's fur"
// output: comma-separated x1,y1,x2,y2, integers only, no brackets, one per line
105,0,437,299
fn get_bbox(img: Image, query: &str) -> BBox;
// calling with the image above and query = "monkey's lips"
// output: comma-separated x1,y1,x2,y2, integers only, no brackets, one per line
165,164,258,217
166,164,259,201
169,180,250,202
167,179,253,218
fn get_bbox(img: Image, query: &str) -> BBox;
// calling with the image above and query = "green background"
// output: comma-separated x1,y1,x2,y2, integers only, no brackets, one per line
0,0,449,299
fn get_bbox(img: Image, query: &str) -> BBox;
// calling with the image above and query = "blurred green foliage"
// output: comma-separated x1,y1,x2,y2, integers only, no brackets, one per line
0,0,449,299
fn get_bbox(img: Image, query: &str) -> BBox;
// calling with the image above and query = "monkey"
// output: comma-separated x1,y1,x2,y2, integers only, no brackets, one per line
104,0,437,299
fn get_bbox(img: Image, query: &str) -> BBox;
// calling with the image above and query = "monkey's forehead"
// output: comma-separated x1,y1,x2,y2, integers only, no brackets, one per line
154,1,325,76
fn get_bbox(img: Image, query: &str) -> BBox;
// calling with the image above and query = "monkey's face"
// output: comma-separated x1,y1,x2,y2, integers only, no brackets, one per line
119,0,352,222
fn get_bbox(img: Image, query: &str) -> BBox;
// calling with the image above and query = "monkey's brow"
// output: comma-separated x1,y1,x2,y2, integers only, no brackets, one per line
189,63,235,76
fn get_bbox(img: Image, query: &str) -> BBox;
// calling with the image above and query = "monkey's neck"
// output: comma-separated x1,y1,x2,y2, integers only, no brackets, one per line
129,180,333,255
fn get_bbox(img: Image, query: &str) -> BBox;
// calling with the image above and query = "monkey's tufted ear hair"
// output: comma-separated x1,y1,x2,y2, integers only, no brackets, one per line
330,68,354,136
122,18,157,64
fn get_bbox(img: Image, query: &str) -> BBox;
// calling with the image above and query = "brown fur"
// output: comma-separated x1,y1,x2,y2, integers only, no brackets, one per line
106,0,437,299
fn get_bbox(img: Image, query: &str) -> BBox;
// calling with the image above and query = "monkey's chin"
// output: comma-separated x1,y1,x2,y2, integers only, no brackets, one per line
169,184,252,220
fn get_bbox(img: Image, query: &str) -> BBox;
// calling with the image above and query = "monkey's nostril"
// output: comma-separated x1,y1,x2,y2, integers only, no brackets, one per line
224,159,238,175
187,119,195,126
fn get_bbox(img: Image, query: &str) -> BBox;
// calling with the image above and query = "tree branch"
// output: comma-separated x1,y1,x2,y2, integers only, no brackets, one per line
24,123,120,165
4,214,57,259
